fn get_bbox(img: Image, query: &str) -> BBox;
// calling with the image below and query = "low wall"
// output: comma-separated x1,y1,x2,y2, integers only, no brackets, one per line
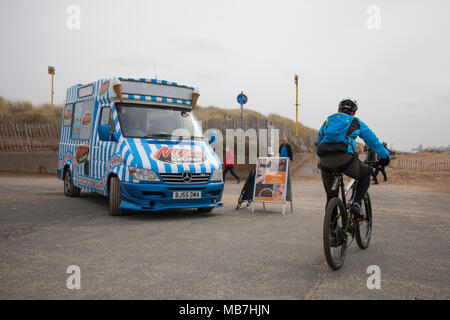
0,153,57,174
0,152,311,176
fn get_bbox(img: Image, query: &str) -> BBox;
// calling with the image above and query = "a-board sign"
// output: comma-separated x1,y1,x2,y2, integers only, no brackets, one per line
253,157,289,203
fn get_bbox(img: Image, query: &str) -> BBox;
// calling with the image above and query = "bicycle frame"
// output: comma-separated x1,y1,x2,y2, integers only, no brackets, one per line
345,179,356,196
330,176,356,209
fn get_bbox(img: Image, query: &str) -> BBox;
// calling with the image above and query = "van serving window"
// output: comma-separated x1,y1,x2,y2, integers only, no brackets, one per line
71,100,94,140
78,85,94,98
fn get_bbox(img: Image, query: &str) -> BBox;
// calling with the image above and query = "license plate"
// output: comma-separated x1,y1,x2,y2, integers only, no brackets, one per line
173,191,201,199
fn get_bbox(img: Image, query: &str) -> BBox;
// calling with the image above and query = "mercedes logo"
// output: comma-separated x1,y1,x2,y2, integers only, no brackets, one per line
182,171,192,183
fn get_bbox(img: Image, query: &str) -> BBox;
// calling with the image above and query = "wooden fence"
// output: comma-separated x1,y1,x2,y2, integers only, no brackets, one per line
0,122,60,152
393,158,450,172
202,118,315,152
0,118,316,153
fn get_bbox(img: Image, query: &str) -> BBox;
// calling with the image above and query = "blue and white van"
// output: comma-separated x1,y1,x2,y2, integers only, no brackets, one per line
57,76,224,215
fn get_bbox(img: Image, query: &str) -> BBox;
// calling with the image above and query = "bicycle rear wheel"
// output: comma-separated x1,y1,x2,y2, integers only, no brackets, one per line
355,192,373,249
323,197,348,270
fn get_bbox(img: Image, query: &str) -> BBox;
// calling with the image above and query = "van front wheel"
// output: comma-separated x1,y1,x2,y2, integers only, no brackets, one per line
109,177,124,216
64,169,80,197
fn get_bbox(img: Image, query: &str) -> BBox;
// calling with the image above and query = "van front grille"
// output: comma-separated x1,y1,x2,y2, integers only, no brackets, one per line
160,173,210,184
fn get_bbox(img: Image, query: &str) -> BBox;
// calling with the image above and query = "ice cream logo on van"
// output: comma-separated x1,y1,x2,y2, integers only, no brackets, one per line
75,144,90,165
153,146,206,164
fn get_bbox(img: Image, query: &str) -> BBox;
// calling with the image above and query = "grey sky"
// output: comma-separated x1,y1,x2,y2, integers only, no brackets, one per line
0,0,449,151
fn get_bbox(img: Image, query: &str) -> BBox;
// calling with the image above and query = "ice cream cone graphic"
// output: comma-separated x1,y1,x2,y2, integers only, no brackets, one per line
113,84,123,102
111,76,123,102
192,87,200,108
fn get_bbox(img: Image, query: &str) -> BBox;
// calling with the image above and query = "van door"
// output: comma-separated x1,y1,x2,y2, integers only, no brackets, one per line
71,99,94,181
94,106,116,181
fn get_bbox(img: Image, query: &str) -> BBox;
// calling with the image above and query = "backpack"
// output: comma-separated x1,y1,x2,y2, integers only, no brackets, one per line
317,113,360,157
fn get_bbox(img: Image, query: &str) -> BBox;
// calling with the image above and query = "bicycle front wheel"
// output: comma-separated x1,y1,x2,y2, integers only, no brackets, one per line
355,192,373,249
323,197,348,270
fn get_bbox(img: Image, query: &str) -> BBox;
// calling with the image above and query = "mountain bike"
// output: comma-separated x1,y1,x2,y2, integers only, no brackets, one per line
323,171,373,270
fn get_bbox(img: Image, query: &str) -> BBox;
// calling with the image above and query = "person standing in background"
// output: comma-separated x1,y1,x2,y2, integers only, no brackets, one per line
278,137,293,204
223,147,240,183
279,137,293,162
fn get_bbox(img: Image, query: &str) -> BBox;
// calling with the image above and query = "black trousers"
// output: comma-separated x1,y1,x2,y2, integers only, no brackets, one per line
320,154,371,205
368,165,377,182
374,166,387,181
223,166,240,181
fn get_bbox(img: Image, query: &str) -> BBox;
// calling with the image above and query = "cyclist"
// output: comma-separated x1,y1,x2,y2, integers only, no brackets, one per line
317,98,390,220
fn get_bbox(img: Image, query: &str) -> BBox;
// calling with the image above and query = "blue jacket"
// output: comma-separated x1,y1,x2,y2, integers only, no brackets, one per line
317,113,389,159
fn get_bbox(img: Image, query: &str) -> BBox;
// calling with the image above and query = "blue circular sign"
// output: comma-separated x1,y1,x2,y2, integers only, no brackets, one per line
237,93,248,105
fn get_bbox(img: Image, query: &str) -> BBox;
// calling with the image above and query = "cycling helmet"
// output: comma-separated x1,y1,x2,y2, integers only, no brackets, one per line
338,98,358,114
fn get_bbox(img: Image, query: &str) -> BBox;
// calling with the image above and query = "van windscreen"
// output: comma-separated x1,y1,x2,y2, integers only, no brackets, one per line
116,103,203,140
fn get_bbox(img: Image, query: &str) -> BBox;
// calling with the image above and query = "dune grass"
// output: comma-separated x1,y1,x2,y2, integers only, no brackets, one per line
194,105,317,139
0,96,61,123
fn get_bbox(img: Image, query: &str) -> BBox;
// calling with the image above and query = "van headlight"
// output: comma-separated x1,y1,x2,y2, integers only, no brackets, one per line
210,168,223,182
129,167,160,182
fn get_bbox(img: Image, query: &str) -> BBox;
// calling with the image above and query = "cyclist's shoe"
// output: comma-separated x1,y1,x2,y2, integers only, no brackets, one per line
350,202,365,221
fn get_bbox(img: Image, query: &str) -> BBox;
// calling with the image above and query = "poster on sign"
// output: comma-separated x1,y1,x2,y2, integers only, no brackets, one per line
253,157,289,204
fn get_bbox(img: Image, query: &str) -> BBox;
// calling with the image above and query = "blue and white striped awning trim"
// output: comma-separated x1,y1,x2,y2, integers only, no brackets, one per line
65,77,195,105
122,94,191,105
118,77,195,90
66,79,110,104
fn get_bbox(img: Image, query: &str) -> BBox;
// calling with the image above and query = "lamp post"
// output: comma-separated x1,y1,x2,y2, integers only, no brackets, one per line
294,74,299,137
240,95,243,129
48,66,55,105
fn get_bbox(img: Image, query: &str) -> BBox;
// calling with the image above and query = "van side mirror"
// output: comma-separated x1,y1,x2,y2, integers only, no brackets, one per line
112,132,119,142
208,130,217,148
99,124,111,141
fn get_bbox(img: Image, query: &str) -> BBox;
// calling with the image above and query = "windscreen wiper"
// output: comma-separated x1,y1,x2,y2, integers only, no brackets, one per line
189,135,205,140
144,133,204,140
144,133,173,139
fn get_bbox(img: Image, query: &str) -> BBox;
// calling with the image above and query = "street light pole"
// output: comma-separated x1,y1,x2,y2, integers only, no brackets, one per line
240,91,243,130
294,75,299,137
48,66,55,105
236,91,247,133
51,73,54,105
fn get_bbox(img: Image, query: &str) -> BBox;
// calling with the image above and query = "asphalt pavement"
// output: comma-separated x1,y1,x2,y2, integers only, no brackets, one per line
0,174,449,299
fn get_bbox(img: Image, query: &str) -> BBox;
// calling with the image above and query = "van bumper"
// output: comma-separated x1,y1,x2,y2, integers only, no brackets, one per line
119,181,224,212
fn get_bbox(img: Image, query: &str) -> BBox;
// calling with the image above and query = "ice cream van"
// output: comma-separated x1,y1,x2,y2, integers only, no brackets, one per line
57,76,224,215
